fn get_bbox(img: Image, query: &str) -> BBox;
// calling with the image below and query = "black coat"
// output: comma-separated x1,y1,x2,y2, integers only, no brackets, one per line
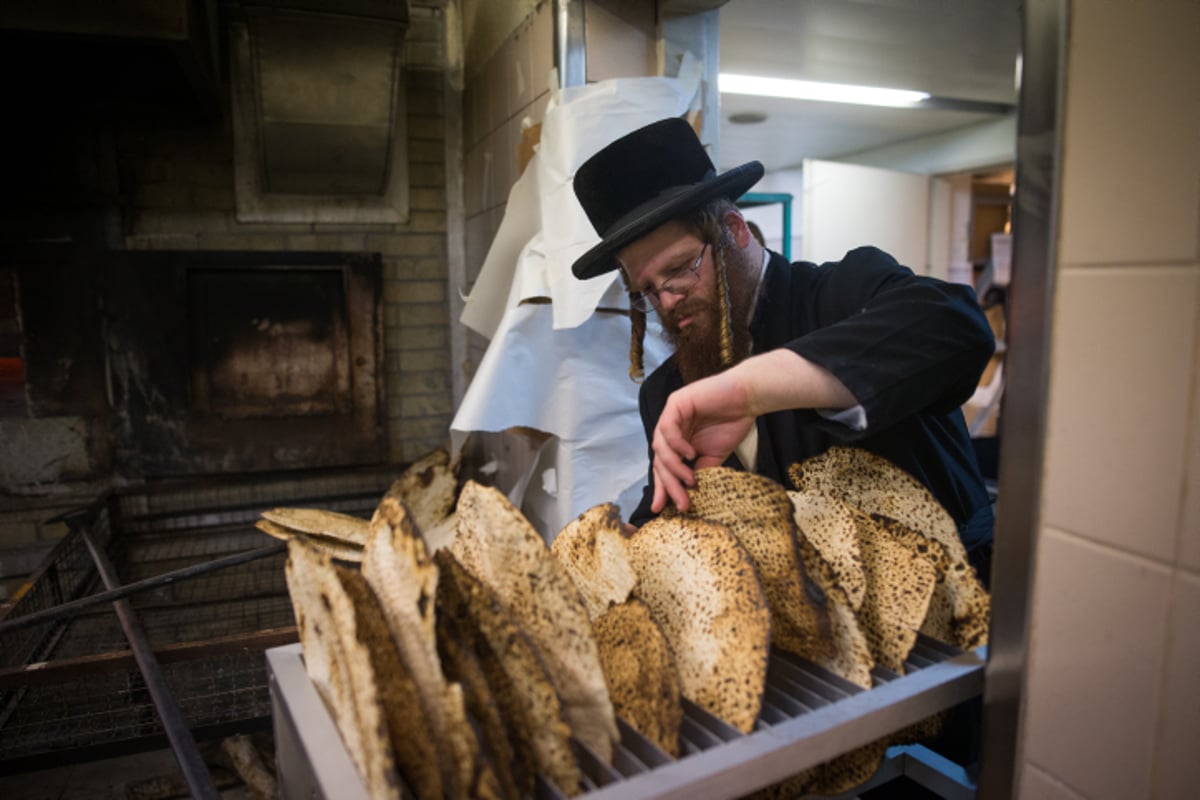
630,246,996,552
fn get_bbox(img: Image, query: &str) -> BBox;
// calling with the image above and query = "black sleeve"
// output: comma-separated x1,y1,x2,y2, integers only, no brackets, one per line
784,247,994,438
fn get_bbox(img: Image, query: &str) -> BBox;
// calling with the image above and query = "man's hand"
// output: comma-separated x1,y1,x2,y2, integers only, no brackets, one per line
650,370,754,513
649,349,858,514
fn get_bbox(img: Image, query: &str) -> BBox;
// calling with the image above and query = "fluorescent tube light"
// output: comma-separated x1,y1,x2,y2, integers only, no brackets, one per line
719,73,930,108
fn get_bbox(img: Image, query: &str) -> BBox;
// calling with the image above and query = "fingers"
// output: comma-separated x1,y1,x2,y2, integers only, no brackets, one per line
693,454,727,471
654,399,697,464
651,454,693,514
649,405,697,514
650,439,694,513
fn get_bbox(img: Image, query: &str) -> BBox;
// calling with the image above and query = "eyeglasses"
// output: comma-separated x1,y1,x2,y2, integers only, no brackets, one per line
628,243,708,314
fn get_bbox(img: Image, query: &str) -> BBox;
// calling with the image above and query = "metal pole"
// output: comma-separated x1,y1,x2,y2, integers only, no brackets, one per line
554,0,586,88
80,528,222,800
0,540,286,636
977,1,1068,797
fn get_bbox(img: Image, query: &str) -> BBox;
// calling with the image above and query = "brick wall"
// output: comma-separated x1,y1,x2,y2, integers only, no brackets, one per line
461,1,554,380
119,3,453,465
0,2,456,590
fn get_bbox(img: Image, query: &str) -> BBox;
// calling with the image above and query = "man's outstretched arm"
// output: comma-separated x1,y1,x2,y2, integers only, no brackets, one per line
650,348,856,513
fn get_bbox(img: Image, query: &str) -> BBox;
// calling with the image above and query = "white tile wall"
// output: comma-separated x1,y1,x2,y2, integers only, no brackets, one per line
1042,267,1199,562
509,17,534,114
1023,528,1172,800
460,1,557,387
1150,570,1200,798
1020,3,1200,797
1179,326,1200,571
1057,0,1200,266
462,79,479,149
485,48,509,132
464,211,492,284
531,3,554,97
464,141,486,217
1020,762,1087,800
487,123,515,210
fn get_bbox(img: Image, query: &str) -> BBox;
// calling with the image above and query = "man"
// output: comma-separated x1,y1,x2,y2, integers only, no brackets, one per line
571,117,996,573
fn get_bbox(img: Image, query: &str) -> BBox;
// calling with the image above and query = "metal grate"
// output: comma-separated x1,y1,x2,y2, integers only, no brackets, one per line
556,638,985,800
269,635,985,800
0,511,110,671
0,468,399,771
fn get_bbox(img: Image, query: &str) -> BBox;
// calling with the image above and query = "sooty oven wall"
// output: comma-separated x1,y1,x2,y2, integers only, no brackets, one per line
0,2,455,592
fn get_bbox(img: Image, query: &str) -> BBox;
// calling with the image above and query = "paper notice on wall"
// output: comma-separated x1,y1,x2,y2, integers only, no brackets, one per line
453,63,701,537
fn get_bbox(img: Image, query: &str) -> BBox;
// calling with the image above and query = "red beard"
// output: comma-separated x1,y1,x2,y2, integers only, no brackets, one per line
660,247,759,384
663,297,730,383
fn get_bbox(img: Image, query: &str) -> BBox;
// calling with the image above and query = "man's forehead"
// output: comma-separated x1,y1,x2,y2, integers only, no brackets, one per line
616,219,698,280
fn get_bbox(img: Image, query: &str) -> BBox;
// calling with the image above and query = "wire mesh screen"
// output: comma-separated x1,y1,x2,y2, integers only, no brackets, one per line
0,508,110,671
0,467,397,769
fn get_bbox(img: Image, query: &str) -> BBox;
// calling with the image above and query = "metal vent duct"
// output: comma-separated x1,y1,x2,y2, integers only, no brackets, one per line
232,1,412,223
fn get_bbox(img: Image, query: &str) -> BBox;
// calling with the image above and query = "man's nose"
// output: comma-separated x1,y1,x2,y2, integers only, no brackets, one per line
657,290,684,313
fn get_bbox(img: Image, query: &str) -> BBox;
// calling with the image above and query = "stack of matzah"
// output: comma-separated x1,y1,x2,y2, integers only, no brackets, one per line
277,450,617,798
270,444,989,798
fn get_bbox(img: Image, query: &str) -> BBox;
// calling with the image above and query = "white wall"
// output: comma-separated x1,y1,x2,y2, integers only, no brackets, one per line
801,159,930,271
742,84,1019,275
740,165,804,258
1017,2,1200,798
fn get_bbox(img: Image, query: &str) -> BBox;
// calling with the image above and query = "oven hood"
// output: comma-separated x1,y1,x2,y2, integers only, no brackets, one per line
0,0,224,118
0,0,412,206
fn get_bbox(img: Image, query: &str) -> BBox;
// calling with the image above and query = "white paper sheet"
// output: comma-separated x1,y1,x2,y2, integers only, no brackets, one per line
459,164,542,339
452,66,702,537
453,303,668,537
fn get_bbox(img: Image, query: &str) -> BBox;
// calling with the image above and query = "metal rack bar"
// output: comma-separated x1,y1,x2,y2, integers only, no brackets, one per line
268,639,986,800
579,646,985,800
0,541,287,636
0,626,297,689
79,528,221,800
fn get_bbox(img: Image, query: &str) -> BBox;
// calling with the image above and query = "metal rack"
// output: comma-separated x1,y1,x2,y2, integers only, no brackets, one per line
269,635,985,799
0,467,398,780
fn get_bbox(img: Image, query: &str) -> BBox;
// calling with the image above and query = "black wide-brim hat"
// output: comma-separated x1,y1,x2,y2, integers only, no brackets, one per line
571,117,764,280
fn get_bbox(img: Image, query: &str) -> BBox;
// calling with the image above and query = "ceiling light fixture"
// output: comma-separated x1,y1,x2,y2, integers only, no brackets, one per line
728,111,768,125
719,73,930,108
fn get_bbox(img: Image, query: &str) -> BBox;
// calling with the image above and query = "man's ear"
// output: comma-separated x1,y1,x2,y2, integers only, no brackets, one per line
724,209,753,248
